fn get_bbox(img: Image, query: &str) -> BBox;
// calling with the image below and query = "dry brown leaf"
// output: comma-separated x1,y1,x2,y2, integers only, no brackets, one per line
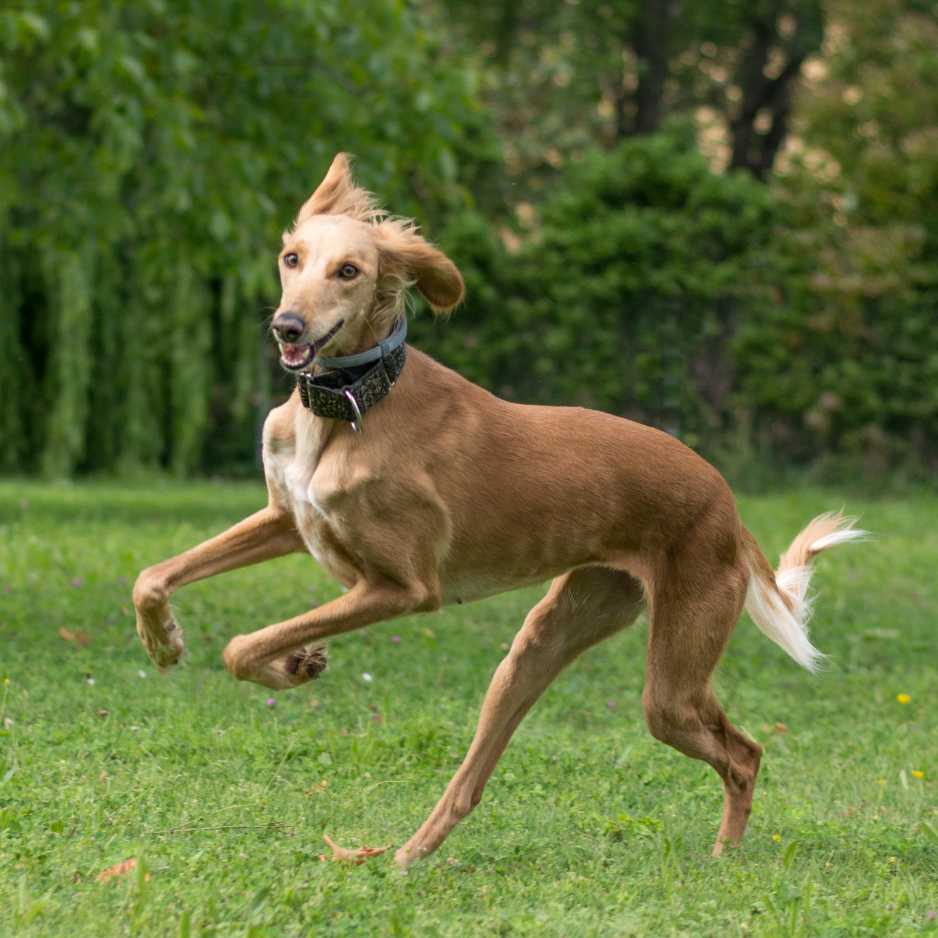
58,627,91,647
96,858,138,883
319,833,389,864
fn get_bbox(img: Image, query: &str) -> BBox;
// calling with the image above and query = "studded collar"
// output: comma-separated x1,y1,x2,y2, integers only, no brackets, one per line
296,319,407,431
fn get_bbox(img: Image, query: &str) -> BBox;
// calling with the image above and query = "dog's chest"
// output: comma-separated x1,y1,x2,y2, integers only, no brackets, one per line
263,415,357,583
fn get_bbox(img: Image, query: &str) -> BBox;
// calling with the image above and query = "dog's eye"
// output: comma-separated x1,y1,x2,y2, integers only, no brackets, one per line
283,252,299,269
338,263,359,280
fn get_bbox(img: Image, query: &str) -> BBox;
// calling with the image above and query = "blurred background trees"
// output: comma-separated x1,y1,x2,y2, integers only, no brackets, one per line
0,0,497,476
1,0,936,479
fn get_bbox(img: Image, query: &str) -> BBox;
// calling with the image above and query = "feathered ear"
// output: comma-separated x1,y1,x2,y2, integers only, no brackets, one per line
374,221,464,313
295,153,379,225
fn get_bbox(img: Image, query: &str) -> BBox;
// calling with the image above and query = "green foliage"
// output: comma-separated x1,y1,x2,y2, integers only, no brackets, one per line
2,1,936,479
0,0,498,476
506,133,779,452
420,132,938,473
422,133,785,452
744,0,938,471
733,199,938,471
431,0,825,190
1,481,936,934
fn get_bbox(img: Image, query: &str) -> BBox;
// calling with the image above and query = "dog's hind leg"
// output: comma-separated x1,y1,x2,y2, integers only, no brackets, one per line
641,548,763,856
395,565,644,868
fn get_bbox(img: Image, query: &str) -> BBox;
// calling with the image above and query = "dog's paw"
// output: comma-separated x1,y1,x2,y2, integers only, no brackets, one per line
285,644,328,682
136,615,185,670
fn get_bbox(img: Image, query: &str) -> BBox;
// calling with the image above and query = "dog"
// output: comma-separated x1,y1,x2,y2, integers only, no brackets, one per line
133,153,864,867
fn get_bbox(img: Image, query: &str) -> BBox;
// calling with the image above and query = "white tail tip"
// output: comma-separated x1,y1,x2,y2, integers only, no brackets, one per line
747,512,865,672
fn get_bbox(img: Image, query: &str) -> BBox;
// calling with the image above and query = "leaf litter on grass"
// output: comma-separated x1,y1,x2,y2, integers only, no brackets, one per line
319,834,389,864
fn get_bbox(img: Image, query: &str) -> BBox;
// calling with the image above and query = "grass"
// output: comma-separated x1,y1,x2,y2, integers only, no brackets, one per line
0,479,936,937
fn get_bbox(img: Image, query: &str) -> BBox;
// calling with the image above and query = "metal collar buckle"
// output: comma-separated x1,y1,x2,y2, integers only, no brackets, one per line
344,388,364,433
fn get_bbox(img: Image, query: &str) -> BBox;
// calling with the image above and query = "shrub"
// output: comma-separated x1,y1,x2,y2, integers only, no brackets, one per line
425,134,938,475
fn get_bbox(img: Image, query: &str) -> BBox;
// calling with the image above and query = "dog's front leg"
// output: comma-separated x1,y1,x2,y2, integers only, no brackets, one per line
133,507,304,669
221,578,437,689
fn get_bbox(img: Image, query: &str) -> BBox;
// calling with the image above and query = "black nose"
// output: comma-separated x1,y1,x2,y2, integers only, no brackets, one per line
272,312,305,343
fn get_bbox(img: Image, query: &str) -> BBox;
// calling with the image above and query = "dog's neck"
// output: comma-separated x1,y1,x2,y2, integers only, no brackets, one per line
295,319,407,431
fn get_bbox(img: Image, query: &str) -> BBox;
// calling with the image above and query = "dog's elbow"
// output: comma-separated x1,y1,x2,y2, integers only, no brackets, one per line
380,580,441,615
407,582,442,614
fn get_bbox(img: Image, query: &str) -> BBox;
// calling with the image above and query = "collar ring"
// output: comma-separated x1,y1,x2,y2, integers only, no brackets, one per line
343,388,364,433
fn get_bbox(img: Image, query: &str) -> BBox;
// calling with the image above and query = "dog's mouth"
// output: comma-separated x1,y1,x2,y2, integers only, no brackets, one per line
278,320,345,372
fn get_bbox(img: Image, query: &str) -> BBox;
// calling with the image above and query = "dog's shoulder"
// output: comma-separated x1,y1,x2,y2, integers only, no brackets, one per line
262,394,300,454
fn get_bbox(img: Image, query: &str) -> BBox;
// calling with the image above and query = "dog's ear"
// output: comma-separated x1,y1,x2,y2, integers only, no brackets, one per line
374,222,464,313
295,153,377,224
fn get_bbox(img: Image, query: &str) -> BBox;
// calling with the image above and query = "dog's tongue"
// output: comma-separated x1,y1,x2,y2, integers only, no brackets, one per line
282,344,308,366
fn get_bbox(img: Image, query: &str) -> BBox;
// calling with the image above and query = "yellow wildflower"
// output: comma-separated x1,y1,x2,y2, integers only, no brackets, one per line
896,693,911,705
911,770,924,780
771,833,782,843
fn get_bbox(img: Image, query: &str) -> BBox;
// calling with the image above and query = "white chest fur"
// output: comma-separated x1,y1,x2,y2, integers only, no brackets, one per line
263,409,350,581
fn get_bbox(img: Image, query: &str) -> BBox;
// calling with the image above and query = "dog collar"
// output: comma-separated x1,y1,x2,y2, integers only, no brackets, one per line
296,319,407,431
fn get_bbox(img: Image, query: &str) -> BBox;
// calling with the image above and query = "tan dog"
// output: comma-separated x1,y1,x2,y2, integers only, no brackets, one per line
133,154,863,867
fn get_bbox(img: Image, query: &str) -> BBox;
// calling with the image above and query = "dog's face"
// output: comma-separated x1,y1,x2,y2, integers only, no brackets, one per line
272,154,464,372
276,214,382,371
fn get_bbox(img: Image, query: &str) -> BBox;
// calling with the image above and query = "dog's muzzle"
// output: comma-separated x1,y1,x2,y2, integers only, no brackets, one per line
272,315,345,372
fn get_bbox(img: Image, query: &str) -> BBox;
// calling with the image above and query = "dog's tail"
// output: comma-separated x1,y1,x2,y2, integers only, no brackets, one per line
742,512,866,672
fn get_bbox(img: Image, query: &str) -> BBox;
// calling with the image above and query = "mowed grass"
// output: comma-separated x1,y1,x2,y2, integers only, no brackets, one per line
0,480,936,937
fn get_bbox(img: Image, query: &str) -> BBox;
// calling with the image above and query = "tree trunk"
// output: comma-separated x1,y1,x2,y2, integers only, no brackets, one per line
729,4,815,179
628,0,675,137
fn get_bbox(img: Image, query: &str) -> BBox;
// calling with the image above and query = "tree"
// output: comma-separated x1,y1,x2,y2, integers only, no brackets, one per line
0,0,499,476
430,0,824,185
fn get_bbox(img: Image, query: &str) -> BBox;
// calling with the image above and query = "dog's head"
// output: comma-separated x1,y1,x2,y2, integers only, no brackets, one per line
272,153,464,371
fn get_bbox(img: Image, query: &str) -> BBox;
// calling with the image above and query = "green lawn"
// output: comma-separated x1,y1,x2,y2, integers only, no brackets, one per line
1,480,936,937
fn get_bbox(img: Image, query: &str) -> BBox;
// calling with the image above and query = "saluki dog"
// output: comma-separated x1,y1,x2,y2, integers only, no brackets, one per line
134,154,863,866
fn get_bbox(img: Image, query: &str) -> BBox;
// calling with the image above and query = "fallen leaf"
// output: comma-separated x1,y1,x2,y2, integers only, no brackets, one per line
319,833,389,864
773,722,788,734
96,858,138,883
58,627,91,647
